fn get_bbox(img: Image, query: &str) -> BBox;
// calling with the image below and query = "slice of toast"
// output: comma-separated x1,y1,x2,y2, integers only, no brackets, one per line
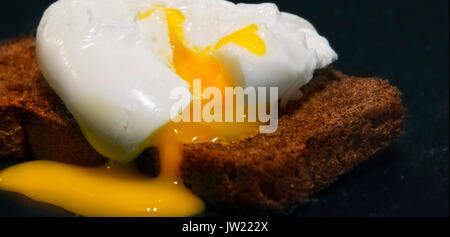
0,37,404,214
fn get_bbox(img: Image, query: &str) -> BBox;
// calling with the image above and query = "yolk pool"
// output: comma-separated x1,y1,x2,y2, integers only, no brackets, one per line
0,7,266,217
0,161,204,217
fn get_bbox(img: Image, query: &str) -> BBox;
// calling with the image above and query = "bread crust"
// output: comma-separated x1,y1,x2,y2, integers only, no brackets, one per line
0,37,404,213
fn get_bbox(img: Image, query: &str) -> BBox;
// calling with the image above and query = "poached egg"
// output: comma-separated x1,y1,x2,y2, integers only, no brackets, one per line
36,0,337,162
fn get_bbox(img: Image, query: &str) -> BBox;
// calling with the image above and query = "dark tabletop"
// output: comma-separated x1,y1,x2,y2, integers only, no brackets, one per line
0,0,448,217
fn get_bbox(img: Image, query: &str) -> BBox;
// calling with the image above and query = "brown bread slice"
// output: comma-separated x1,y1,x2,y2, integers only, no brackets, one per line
181,69,404,213
0,37,404,213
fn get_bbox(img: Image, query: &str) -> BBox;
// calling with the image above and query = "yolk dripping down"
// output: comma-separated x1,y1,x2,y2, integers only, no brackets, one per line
0,7,267,217
152,8,267,178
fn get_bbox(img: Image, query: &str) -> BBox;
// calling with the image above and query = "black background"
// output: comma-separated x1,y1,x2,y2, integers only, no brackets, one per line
0,0,448,217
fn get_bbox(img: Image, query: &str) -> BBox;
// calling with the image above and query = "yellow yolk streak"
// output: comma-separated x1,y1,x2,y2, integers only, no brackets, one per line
0,7,266,217
215,24,266,56
137,9,156,20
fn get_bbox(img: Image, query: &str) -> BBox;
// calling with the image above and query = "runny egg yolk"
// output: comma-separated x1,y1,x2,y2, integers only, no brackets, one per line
150,8,266,178
157,8,265,143
0,8,267,217
0,161,204,217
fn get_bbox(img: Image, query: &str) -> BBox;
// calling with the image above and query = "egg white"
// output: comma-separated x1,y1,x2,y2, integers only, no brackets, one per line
37,0,337,162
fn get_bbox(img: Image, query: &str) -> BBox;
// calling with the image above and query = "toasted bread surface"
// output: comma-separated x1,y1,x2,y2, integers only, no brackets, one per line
0,37,404,213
